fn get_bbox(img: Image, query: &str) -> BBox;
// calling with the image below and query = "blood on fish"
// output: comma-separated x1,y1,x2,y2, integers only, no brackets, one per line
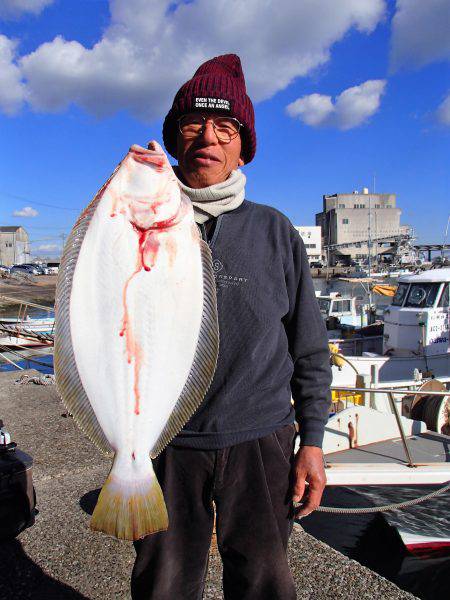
117,151,182,418
142,233,160,270
131,151,166,172
120,224,164,415
120,274,144,415
150,213,179,231
132,452,136,460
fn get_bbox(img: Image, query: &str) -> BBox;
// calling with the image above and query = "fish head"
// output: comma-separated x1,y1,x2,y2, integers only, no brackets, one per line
121,144,181,231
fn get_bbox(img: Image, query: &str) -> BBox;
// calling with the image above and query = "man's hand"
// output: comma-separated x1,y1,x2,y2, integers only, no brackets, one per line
292,445,326,518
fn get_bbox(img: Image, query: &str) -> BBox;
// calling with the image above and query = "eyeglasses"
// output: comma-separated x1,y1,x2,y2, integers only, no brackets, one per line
178,114,243,143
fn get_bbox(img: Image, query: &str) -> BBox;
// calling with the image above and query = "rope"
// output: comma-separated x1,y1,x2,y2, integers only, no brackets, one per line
308,480,450,514
15,373,55,386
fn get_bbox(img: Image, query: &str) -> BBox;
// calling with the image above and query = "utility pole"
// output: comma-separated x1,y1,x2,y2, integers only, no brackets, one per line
60,232,67,255
443,215,450,259
367,194,372,278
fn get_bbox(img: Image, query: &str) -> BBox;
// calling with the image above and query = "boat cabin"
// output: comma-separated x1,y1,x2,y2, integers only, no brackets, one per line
383,268,450,356
316,292,366,329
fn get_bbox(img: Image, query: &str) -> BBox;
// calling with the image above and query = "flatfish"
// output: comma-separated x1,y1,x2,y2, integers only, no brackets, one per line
54,142,219,540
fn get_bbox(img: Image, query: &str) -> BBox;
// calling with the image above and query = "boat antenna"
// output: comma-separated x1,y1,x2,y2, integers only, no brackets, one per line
443,214,450,260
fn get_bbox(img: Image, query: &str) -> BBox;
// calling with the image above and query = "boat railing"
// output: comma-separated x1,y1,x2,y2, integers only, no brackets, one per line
330,385,449,468
0,295,54,334
0,295,54,314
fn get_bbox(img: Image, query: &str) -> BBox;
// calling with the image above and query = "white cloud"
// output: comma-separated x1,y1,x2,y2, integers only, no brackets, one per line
286,94,334,126
436,92,450,126
390,0,450,71
35,243,59,252
13,206,39,217
286,80,386,129
0,35,26,114
0,0,54,19
4,0,386,119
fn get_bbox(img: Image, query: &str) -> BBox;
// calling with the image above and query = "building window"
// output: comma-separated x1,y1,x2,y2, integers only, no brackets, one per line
375,204,380,208
353,204,366,209
338,204,345,208
342,219,349,224
304,243,316,249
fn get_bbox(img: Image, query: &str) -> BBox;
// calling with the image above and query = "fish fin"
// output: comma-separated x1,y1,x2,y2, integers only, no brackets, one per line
54,164,123,457
150,239,219,457
90,460,168,541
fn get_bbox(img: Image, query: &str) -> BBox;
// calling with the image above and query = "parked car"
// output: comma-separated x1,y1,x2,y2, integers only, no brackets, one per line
46,262,60,275
39,264,51,275
23,263,49,275
10,264,40,275
310,261,323,268
0,265,10,274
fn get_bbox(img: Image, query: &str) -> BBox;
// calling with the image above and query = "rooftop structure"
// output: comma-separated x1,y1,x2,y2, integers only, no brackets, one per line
0,226,30,266
316,188,403,266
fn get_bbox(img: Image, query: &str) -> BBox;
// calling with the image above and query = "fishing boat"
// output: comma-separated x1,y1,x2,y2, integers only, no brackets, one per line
316,291,370,332
0,296,54,348
330,268,450,387
299,383,450,570
0,316,54,347
310,269,450,562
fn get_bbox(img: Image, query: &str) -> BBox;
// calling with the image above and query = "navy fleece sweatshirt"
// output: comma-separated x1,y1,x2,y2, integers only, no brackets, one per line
172,199,332,450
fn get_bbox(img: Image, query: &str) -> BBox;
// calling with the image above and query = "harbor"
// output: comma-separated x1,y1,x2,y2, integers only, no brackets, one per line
0,369,416,600
1,266,449,598
1,3,449,598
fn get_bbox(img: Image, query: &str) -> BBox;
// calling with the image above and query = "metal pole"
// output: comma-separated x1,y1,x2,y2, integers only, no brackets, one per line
367,195,372,277
387,391,415,467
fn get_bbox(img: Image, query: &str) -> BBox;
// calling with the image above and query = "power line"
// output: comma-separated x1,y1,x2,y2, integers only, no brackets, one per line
1,191,81,212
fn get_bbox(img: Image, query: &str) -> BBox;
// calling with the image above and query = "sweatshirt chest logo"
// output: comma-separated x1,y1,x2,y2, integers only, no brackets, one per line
212,257,249,289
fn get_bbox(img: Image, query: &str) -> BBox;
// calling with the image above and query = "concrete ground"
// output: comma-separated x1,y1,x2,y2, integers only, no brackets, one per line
0,275,56,309
0,370,416,599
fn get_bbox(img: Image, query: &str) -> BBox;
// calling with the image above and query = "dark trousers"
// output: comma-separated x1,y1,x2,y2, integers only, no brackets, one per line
131,424,297,600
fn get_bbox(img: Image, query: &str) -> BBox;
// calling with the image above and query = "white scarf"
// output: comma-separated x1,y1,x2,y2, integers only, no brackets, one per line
174,167,246,224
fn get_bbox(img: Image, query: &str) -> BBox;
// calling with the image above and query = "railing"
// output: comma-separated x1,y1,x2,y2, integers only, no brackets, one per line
0,295,54,338
330,385,449,468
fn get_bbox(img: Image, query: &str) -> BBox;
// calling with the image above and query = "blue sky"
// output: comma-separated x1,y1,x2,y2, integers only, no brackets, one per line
0,0,449,256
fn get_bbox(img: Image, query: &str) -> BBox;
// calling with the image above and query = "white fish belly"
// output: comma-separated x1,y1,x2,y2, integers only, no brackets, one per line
69,186,203,461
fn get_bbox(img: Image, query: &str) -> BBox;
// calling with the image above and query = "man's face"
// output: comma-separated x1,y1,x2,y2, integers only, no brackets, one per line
176,112,244,188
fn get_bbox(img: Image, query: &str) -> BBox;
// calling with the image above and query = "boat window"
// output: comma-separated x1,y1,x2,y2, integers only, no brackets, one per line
341,300,351,313
392,283,409,306
438,284,449,308
404,283,441,308
332,301,342,312
317,298,331,313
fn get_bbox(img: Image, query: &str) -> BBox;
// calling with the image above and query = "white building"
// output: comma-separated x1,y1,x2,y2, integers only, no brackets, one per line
294,226,322,264
315,188,402,265
0,226,30,266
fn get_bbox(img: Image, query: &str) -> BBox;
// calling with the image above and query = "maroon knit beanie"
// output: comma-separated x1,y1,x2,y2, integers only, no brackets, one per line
162,54,256,164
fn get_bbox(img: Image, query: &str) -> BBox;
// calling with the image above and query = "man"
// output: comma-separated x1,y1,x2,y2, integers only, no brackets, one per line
131,54,331,600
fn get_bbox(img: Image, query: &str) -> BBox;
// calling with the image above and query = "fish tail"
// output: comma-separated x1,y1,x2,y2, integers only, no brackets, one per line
90,457,168,541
